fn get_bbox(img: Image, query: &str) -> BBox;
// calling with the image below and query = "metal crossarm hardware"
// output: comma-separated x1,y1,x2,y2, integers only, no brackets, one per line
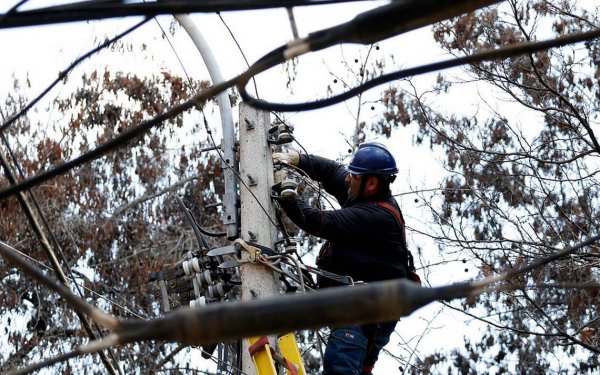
234,239,276,263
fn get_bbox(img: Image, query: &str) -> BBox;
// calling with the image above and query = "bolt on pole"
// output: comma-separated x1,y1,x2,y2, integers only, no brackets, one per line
238,102,281,374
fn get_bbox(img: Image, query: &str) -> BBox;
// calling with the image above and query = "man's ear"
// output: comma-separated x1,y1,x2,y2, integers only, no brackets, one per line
365,176,380,194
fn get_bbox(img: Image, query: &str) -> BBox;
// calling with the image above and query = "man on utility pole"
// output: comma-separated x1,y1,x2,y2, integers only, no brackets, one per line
274,142,418,375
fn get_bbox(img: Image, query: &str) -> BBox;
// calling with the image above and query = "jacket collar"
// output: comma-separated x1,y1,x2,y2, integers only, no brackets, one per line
344,189,392,207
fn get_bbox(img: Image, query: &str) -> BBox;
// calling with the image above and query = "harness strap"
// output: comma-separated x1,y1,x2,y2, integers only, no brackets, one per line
373,201,421,285
375,201,407,244
373,201,409,262
374,201,404,224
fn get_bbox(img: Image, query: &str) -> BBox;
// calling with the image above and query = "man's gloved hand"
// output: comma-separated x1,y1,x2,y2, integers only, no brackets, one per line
272,151,300,166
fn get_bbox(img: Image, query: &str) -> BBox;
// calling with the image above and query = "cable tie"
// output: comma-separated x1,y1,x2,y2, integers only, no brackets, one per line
283,42,310,61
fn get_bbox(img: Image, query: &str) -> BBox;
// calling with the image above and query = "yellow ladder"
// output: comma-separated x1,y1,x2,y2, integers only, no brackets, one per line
248,333,306,375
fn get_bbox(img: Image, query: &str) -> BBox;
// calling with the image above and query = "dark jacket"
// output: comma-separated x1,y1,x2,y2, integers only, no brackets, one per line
279,154,408,285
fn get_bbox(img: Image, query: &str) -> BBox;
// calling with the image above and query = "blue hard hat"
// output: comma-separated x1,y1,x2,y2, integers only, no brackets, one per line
347,142,399,175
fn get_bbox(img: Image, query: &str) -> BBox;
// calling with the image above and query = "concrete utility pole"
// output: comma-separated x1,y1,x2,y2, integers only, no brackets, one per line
238,102,281,374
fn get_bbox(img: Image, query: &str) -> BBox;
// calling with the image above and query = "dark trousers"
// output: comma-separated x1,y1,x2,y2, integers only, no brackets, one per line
323,321,397,375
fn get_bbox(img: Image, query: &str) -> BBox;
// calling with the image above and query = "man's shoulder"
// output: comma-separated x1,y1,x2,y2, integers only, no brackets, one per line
351,198,403,224
344,200,397,218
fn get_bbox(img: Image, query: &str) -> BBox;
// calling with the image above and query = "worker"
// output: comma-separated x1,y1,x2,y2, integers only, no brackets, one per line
273,142,413,375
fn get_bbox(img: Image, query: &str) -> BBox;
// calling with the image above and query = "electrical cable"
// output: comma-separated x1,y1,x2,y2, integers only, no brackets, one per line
0,17,150,133
175,193,226,239
0,0,28,26
234,0,502,108
1,241,147,319
203,118,282,231
0,0,495,198
0,0,372,29
174,194,216,247
193,215,227,238
217,12,259,98
239,26,600,112
3,3,597,202
0,138,123,374
282,253,306,292
261,254,314,291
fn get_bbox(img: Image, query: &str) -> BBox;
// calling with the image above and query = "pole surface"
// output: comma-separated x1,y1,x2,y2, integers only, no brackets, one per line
238,102,280,374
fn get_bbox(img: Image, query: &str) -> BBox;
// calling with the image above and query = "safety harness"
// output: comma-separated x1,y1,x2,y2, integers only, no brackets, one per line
373,201,421,285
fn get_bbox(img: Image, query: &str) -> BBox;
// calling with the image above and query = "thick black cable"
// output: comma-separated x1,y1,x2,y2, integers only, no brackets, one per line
0,0,371,29
0,78,235,200
239,27,600,112
0,0,493,196
174,194,224,242
0,17,150,133
2,27,598,202
304,0,503,49
0,31,285,200
194,219,228,238
0,0,28,26
0,135,123,375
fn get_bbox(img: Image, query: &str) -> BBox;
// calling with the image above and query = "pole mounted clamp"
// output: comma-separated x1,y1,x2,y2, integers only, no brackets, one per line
233,238,276,264
233,238,262,264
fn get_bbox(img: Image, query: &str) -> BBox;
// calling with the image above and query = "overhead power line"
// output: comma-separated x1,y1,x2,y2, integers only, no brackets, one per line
2,1,599,202
0,0,28,25
3,232,600,374
0,0,370,29
0,140,122,375
0,17,150,133
239,26,600,111
0,0,501,200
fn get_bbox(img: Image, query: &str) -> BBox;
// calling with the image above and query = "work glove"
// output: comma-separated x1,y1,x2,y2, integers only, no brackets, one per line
272,151,300,166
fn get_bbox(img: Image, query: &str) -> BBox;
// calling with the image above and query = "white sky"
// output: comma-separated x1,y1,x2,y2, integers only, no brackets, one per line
0,1,502,373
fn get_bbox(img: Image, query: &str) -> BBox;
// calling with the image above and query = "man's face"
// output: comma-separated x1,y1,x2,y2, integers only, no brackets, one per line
346,173,363,201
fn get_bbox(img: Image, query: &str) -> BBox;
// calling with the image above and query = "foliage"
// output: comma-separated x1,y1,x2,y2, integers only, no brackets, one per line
0,64,227,372
368,0,600,372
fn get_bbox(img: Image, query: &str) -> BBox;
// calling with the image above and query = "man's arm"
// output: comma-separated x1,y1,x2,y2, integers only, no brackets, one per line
297,154,348,204
278,197,385,241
